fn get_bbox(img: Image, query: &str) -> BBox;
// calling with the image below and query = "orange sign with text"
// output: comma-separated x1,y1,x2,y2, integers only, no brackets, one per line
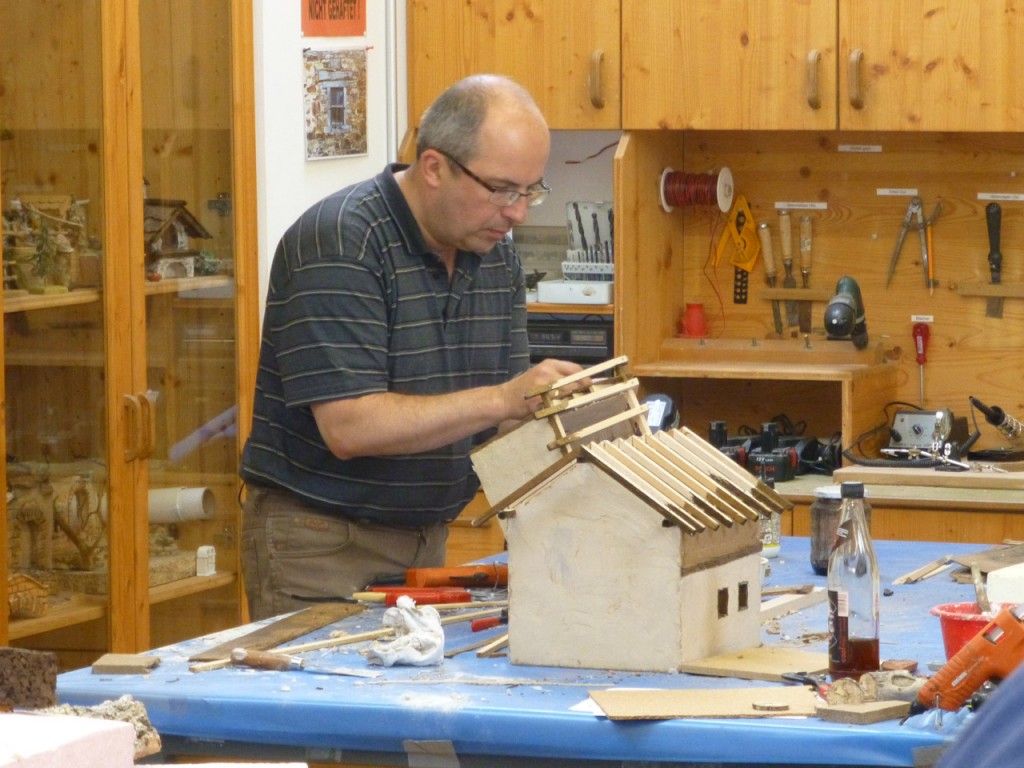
302,0,366,37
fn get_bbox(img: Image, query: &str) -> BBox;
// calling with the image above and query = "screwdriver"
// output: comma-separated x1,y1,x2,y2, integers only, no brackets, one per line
912,323,929,406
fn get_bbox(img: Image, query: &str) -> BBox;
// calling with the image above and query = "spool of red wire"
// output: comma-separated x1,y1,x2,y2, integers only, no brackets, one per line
659,167,734,213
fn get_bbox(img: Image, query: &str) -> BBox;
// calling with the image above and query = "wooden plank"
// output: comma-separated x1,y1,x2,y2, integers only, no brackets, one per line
760,587,828,620
950,542,1024,574
817,700,910,725
91,653,160,675
834,465,1024,491
589,685,820,720
678,646,829,683
188,603,364,662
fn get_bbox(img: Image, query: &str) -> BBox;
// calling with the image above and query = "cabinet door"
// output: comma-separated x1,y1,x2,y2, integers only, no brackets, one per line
139,0,251,650
839,1,1024,131
622,0,837,130
407,0,620,130
0,0,118,661
0,0,255,663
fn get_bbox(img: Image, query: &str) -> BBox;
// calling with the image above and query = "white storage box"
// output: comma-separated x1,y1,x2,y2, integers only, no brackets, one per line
537,279,613,305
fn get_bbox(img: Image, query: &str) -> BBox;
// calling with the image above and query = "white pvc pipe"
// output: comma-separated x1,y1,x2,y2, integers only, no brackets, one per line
148,487,216,524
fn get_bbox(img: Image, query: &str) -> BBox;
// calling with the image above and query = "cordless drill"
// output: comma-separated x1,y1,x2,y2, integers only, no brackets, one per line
912,603,1024,713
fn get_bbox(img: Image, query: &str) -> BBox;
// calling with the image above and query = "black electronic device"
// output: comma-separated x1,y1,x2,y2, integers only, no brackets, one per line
824,275,869,349
745,422,798,482
888,408,969,456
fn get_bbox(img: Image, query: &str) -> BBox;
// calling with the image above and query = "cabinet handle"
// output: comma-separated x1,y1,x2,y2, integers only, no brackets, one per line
848,48,865,110
123,391,158,461
139,389,158,459
589,49,605,109
123,395,143,461
805,49,822,110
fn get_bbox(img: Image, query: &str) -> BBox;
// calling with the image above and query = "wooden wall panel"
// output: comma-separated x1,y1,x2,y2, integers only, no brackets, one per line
673,130,1024,452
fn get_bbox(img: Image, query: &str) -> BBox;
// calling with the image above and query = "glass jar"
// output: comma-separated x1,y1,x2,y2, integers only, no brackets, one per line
811,485,871,575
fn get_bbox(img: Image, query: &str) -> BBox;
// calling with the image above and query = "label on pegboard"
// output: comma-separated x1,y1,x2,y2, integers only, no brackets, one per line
734,267,749,304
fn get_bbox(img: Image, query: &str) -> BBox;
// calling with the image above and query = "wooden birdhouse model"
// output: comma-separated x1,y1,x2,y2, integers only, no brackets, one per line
471,358,788,672
143,198,212,278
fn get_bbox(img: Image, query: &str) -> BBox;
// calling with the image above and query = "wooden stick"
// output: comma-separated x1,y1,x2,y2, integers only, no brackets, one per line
475,633,510,658
277,607,505,655
892,555,952,585
189,606,507,671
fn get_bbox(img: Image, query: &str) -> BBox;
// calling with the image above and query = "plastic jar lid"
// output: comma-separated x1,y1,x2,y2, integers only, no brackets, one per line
814,485,841,499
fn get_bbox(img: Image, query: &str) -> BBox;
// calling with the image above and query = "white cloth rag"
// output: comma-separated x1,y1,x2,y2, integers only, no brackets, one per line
365,595,445,667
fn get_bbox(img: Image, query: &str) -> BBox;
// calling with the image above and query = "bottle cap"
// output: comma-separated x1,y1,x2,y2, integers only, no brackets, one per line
814,485,842,499
840,481,865,499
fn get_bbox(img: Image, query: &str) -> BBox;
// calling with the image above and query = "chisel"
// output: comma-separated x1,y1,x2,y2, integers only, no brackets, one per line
757,222,783,335
779,209,798,326
230,647,382,678
986,202,1004,318
798,216,814,332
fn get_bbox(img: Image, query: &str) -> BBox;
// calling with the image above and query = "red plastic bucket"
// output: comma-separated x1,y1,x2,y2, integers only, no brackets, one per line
931,602,992,660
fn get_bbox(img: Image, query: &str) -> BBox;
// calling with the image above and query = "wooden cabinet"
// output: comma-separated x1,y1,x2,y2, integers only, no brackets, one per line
623,0,1023,132
839,1,1024,131
406,0,620,130
0,0,258,667
622,0,837,131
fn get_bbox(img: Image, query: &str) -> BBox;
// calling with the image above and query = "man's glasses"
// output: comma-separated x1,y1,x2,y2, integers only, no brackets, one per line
437,149,550,208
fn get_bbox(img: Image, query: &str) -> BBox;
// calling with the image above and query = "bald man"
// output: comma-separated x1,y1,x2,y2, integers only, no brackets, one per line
240,75,581,619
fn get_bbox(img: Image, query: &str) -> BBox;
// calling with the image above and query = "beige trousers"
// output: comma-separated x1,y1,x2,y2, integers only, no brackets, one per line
241,486,448,620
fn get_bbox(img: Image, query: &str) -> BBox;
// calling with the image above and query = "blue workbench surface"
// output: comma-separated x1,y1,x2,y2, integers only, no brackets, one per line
58,538,984,766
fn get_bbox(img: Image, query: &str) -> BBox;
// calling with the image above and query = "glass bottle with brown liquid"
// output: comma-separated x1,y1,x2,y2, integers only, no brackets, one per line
827,481,880,680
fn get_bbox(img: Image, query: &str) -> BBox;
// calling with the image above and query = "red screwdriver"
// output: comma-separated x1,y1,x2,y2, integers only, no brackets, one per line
912,323,929,406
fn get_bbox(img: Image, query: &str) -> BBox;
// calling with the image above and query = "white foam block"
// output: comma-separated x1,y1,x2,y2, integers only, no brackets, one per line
987,562,1024,605
0,713,134,768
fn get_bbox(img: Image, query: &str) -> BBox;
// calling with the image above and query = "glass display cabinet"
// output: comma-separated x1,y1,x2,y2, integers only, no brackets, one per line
0,0,257,668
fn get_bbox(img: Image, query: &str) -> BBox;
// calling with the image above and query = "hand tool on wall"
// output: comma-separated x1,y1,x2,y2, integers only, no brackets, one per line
778,209,798,326
912,323,929,406
714,195,760,304
230,647,382,678
986,201,1004,317
887,197,922,288
924,201,941,295
757,222,783,335
798,215,813,332
824,276,869,349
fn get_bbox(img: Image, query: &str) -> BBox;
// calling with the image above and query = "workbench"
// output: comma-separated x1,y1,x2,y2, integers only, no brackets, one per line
57,538,985,768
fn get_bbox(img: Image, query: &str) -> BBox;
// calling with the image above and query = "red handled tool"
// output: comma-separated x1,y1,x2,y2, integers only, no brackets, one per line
912,323,929,406
471,610,508,632
354,587,472,606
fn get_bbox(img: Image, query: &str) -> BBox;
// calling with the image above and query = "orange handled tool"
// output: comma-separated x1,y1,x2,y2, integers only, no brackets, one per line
913,604,1024,713
405,563,508,588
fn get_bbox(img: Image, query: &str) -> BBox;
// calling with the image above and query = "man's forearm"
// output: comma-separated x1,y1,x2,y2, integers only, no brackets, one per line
312,386,513,459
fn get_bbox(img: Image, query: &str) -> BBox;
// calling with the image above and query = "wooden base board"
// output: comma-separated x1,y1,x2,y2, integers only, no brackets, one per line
833,464,1024,491
590,684,820,720
678,645,829,682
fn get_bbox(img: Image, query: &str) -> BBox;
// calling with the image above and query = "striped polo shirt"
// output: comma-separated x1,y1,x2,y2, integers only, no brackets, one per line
240,164,530,526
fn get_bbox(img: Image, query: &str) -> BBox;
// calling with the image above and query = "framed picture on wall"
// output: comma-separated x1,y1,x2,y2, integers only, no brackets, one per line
303,48,368,160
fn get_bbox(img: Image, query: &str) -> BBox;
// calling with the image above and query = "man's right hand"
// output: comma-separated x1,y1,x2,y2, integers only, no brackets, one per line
501,358,586,421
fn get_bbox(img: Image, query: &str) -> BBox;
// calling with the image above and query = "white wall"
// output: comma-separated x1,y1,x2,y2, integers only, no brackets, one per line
252,1,407,312
251,3,617,306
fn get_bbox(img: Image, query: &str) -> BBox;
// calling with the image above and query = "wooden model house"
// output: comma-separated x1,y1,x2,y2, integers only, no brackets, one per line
471,358,788,672
143,198,212,278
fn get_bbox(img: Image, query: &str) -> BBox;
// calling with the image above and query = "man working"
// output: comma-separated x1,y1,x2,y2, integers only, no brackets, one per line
240,74,582,619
